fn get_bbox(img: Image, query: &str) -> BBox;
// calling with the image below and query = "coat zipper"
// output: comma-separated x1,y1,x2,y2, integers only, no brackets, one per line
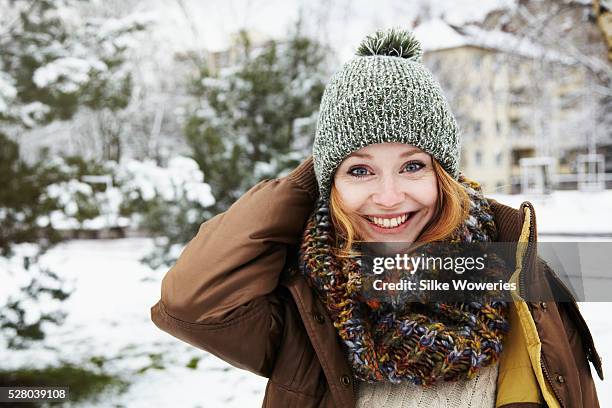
520,203,565,408
540,354,565,408
518,202,534,301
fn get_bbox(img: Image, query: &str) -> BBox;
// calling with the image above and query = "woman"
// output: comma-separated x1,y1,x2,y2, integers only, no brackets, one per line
151,29,602,407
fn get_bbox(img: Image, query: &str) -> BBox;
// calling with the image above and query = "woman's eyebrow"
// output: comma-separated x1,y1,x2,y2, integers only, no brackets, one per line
399,148,422,157
348,148,422,159
348,152,372,159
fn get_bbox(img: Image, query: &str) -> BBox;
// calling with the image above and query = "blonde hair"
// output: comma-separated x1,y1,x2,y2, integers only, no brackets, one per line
329,159,469,257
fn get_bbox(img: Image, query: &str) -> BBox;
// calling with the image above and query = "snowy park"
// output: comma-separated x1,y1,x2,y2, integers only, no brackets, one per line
2,0,611,406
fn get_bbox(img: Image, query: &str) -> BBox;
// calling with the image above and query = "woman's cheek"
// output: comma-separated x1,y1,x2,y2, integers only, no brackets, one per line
332,180,368,212
422,181,439,208
399,177,438,207
343,189,372,212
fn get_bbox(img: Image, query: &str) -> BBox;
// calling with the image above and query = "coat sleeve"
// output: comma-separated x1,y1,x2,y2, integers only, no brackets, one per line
150,157,318,377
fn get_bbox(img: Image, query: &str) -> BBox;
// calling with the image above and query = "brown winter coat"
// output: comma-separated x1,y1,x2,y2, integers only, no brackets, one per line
150,157,603,408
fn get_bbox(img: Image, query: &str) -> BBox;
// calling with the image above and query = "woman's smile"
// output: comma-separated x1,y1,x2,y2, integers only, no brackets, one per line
360,211,415,234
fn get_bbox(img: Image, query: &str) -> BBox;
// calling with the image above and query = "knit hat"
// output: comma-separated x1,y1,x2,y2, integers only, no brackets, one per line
313,28,461,199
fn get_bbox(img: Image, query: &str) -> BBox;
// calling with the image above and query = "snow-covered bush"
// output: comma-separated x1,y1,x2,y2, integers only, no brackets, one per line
37,154,215,267
117,157,214,218
32,155,118,232
32,155,215,239
0,135,75,349
115,157,215,268
0,243,73,350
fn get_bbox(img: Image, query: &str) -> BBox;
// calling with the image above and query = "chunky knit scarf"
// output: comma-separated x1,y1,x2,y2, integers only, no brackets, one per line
299,176,510,386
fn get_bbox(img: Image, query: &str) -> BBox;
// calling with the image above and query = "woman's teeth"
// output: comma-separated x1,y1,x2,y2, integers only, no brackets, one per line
367,213,410,229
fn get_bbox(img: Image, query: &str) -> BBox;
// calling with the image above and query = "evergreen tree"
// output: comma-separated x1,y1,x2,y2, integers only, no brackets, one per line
0,0,145,128
0,133,71,348
184,28,330,212
0,0,146,349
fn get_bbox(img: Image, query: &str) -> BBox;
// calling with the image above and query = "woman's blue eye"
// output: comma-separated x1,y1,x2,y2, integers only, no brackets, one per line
349,167,370,177
403,162,424,172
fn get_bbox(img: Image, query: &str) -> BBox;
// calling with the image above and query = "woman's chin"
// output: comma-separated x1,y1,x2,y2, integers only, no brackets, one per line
371,233,416,244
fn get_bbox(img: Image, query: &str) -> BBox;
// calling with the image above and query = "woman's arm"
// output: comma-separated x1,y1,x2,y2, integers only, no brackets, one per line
150,156,317,376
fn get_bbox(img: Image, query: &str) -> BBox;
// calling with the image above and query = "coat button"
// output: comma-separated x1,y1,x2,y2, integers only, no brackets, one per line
540,302,548,310
340,375,351,387
314,312,325,324
556,374,565,383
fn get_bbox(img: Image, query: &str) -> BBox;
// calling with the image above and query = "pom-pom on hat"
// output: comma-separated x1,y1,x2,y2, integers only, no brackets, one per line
313,28,461,200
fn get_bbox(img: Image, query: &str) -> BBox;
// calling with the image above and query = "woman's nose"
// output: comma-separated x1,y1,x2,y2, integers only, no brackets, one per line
372,177,404,208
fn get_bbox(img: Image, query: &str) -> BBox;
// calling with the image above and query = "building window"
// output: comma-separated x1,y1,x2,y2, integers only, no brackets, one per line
495,152,503,166
559,91,580,110
496,121,501,134
429,56,441,72
473,87,481,99
509,85,529,106
511,148,535,166
474,120,481,135
492,59,501,73
510,117,529,138
475,150,482,166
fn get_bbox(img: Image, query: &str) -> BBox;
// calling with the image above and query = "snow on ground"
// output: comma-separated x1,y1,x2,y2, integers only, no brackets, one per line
490,190,612,236
2,238,266,407
3,235,611,407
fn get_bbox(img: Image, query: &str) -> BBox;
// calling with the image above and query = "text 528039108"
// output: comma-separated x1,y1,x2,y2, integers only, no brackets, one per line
0,387,69,402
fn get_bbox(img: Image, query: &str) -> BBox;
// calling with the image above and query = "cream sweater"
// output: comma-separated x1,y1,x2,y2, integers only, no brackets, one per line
355,362,499,408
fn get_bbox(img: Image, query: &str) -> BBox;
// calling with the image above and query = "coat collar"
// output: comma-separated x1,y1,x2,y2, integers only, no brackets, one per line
488,199,537,244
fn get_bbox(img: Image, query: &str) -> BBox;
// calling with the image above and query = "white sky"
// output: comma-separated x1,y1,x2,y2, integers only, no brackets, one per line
141,0,514,63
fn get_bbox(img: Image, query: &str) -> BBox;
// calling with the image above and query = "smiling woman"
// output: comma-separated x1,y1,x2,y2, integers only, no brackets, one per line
330,143,469,252
332,143,439,243
151,28,602,408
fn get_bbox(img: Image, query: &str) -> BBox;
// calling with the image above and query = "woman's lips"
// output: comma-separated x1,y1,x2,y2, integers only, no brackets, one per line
362,212,415,235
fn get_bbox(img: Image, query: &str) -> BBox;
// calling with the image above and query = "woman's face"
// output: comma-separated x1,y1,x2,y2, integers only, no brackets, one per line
333,143,438,243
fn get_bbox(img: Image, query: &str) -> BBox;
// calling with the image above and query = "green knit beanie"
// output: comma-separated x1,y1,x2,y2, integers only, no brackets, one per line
313,28,461,199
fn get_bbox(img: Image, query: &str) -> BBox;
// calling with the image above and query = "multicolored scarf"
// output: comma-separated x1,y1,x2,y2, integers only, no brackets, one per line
299,176,510,386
